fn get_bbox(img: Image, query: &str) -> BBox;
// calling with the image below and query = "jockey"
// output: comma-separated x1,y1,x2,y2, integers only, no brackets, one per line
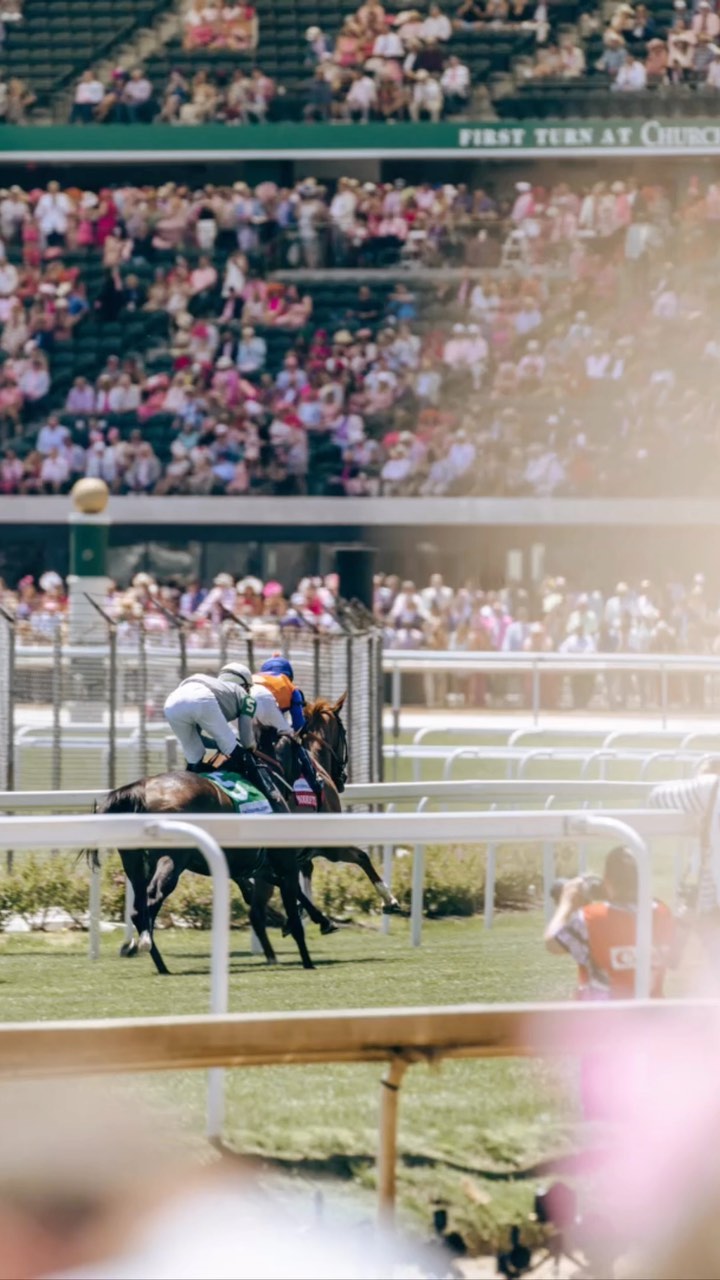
253,655,323,800
163,662,286,805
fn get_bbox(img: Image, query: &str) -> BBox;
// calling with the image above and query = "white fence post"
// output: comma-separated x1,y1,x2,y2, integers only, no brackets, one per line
410,797,429,948
145,819,230,1141
483,802,498,930
381,802,396,937
88,857,102,961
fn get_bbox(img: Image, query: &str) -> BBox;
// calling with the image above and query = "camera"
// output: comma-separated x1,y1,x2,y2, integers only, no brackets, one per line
550,873,605,905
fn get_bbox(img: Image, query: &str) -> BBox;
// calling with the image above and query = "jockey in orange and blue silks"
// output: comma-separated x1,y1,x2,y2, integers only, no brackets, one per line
253,655,323,800
254,655,307,731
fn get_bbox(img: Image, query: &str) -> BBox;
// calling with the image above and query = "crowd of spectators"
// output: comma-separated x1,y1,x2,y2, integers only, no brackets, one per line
301,1,486,123
60,0,551,131
2,173,720,497
4,565,720,709
182,0,258,52
11,0,720,128
375,569,720,706
0,568,344,644
68,65,277,126
590,0,720,91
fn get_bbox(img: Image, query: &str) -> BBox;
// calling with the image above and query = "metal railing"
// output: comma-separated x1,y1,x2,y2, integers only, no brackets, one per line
384,648,720,727
0,813,230,1139
0,803,702,1191
1,611,383,792
5,998,718,1219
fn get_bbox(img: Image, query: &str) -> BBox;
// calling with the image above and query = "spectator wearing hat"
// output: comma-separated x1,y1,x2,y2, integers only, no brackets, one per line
693,0,720,38
409,69,444,122
668,18,696,79
597,29,627,77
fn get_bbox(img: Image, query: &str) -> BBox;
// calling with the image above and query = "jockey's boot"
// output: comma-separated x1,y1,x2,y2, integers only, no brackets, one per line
225,744,283,808
186,759,215,774
295,742,324,802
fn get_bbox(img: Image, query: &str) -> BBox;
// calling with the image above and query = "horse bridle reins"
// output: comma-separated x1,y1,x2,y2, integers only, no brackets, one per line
300,713,349,791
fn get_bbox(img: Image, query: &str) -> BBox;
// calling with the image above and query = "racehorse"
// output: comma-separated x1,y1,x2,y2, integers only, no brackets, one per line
91,696,398,975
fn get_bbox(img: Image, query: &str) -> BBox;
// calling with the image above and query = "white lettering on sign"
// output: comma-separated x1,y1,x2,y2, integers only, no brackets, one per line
457,120,720,152
457,127,526,148
641,120,720,148
610,945,668,970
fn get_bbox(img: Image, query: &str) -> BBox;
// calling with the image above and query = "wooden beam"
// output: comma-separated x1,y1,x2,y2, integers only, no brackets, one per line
0,1000,718,1079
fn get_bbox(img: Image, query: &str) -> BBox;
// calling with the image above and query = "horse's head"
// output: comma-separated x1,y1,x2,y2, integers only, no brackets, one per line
301,694,349,792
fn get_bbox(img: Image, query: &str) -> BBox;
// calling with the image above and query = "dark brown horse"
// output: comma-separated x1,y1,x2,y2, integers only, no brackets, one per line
94,696,397,975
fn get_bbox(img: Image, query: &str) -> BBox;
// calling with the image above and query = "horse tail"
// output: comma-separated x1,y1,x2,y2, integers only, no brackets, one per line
83,782,148,869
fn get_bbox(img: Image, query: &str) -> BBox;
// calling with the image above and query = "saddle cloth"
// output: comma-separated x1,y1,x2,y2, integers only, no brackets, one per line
206,772,273,815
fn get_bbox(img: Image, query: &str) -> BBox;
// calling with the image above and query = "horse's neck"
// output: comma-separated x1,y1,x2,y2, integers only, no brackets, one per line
307,731,332,779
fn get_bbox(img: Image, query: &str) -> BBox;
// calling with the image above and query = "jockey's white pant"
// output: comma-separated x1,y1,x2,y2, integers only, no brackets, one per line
164,681,238,764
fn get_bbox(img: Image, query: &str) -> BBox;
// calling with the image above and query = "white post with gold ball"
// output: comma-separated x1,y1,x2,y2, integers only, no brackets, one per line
68,478,111,644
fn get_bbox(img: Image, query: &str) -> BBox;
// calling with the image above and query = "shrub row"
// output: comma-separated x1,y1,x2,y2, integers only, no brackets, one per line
0,845,580,931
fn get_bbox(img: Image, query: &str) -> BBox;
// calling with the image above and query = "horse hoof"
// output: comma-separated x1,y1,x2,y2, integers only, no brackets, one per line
303,961,316,971
266,955,278,966
138,931,152,954
119,940,138,958
320,920,339,935
382,900,402,915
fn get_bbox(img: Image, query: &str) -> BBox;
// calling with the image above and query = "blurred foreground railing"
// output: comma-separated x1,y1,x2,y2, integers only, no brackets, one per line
2,998,719,1218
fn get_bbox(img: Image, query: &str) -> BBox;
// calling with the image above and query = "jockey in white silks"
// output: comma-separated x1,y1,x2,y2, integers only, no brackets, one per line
650,765,720,916
164,661,291,805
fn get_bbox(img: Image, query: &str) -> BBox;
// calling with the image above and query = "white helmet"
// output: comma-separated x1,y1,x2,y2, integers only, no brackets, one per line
219,662,253,690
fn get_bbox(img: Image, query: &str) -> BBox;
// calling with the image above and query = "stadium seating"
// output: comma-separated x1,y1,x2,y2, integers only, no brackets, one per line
2,0,169,109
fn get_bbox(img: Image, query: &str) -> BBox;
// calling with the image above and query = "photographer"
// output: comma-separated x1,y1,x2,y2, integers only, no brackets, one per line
544,845,678,1000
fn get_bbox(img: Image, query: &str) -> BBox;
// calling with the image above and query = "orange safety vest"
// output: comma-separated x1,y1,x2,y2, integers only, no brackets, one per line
253,671,295,711
579,900,675,999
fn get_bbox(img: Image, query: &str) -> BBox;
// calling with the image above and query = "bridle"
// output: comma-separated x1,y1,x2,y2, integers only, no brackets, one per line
300,708,349,792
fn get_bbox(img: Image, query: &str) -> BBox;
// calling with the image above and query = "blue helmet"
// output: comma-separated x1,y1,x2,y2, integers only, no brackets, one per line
260,655,294,681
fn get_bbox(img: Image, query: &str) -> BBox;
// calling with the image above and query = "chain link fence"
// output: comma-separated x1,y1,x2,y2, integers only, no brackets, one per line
4,605,383,792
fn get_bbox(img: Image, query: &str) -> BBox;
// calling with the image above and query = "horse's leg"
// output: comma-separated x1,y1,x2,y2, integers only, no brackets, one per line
277,863,315,970
237,873,288,931
297,884,337,936
119,851,151,958
301,862,314,907
143,854,183,976
316,846,401,912
248,877,278,965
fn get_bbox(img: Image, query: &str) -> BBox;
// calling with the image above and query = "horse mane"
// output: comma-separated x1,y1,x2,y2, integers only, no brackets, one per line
96,781,148,814
304,698,335,723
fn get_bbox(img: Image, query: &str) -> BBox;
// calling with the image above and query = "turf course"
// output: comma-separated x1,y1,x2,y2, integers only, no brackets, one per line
1,914,582,1251
3,707,706,1249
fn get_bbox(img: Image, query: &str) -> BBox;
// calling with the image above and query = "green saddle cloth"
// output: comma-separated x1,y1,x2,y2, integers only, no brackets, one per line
207,771,273,814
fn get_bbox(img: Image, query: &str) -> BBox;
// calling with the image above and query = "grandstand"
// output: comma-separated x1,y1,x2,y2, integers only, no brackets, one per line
3,4,720,1274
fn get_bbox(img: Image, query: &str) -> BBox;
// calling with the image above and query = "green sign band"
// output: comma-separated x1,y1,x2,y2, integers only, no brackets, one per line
2,119,720,160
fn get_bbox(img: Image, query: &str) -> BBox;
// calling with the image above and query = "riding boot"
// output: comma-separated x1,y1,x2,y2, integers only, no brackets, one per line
295,742,324,801
226,744,283,808
186,760,214,774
